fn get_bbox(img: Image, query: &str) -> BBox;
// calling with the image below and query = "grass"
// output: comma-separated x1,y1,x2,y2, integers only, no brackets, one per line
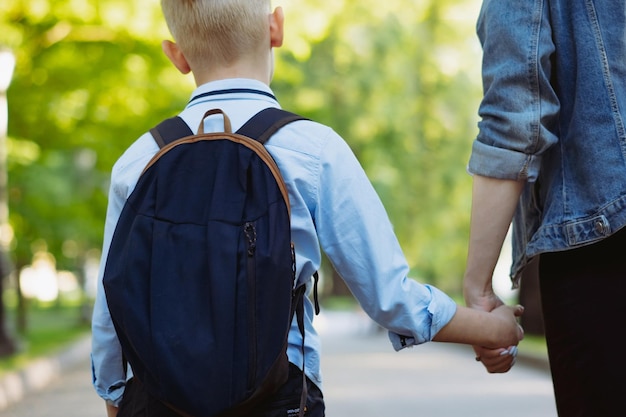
0,301,91,375
518,334,548,357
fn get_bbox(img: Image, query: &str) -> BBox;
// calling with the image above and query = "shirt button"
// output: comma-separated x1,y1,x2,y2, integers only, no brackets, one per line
594,220,606,235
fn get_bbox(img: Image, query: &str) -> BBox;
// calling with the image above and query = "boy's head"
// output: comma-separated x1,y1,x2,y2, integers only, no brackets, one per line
161,0,283,83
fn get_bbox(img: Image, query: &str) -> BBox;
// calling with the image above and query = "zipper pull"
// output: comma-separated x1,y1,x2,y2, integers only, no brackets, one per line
291,243,297,279
244,222,256,256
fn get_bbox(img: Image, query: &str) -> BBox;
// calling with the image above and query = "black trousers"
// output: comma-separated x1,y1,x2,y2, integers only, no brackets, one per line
539,227,626,417
118,363,325,417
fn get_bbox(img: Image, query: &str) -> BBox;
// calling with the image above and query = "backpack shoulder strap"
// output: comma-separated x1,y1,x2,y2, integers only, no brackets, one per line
149,107,306,149
150,117,193,148
236,108,306,144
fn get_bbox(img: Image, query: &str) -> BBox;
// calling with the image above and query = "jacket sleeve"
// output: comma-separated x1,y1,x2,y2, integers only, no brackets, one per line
468,0,560,182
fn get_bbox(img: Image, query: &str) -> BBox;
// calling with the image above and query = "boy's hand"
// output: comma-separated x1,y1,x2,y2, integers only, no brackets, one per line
474,304,524,373
492,303,525,346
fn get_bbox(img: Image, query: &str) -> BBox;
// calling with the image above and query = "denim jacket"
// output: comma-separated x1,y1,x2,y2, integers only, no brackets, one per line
468,0,626,286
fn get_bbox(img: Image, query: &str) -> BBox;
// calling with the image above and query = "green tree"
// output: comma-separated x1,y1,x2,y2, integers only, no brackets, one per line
276,0,483,291
0,0,485,339
1,0,188,274
0,0,189,335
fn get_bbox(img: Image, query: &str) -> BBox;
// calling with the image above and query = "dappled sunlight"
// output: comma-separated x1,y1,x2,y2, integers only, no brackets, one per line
3,0,494,305
19,251,82,304
19,252,58,303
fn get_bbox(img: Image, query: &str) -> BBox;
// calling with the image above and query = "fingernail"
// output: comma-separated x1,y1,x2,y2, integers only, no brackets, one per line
499,350,510,356
510,346,518,356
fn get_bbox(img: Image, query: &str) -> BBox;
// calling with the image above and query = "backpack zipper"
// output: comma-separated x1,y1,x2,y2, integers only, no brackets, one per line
244,222,257,388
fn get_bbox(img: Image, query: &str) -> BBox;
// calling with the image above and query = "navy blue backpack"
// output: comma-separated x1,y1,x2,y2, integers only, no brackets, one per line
103,108,311,417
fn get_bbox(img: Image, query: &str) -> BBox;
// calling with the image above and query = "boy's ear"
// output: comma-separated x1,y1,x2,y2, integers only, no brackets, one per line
162,40,192,74
269,7,284,48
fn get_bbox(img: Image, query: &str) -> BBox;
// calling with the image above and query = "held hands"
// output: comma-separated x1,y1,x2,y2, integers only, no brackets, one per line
490,303,525,347
465,287,524,373
475,304,524,373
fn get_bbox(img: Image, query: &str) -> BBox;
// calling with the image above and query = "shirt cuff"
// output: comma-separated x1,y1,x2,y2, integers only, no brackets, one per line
388,285,457,351
102,381,126,407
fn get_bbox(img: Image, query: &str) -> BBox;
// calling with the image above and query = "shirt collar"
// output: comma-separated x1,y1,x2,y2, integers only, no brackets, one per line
186,78,278,109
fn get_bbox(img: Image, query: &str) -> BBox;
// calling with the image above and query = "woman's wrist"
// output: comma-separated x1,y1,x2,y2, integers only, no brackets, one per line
463,281,495,305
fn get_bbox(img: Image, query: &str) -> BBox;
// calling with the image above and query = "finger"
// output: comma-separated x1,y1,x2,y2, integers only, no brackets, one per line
475,345,518,370
513,304,525,318
485,357,515,374
476,346,510,360
472,344,494,362
481,352,513,369
481,349,517,373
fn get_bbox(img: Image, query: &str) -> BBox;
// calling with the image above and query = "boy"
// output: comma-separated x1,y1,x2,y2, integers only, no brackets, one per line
91,1,524,416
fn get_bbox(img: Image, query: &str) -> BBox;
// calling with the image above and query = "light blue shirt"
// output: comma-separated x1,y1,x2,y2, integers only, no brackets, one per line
91,78,457,406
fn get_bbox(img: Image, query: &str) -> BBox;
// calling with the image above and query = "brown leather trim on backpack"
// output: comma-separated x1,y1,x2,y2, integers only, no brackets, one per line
196,108,232,134
141,133,292,217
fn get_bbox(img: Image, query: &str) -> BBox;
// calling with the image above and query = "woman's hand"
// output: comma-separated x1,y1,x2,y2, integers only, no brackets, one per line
473,303,524,373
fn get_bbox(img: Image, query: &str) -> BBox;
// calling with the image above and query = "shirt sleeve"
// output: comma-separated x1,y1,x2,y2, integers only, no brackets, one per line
90,178,128,406
91,134,158,405
314,130,457,349
468,0,560,182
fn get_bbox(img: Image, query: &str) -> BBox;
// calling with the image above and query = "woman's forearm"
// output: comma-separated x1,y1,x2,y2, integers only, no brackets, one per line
464,175,525,300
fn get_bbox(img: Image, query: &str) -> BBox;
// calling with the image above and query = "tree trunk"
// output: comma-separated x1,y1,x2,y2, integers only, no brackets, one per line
330,269,353,298
0,250,16,356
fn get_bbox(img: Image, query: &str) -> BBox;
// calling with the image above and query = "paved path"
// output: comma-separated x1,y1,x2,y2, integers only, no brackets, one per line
0,311,557,417
318,312,557,416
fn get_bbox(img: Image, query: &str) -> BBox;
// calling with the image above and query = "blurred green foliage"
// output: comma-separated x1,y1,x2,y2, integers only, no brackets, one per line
0,301,90,373
0,0,483,293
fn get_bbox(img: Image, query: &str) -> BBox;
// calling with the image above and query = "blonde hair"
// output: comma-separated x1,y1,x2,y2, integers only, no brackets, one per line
161,0,271,68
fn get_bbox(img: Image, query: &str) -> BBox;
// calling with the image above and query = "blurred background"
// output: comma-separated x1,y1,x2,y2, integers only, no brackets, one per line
0,0,544,371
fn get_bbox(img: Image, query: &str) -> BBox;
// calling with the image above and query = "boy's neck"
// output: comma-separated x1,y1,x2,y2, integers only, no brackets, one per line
193,59,272,87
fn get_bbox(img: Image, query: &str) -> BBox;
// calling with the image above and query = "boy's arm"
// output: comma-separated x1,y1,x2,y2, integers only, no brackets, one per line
433,304,524,373
432,304,524,348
